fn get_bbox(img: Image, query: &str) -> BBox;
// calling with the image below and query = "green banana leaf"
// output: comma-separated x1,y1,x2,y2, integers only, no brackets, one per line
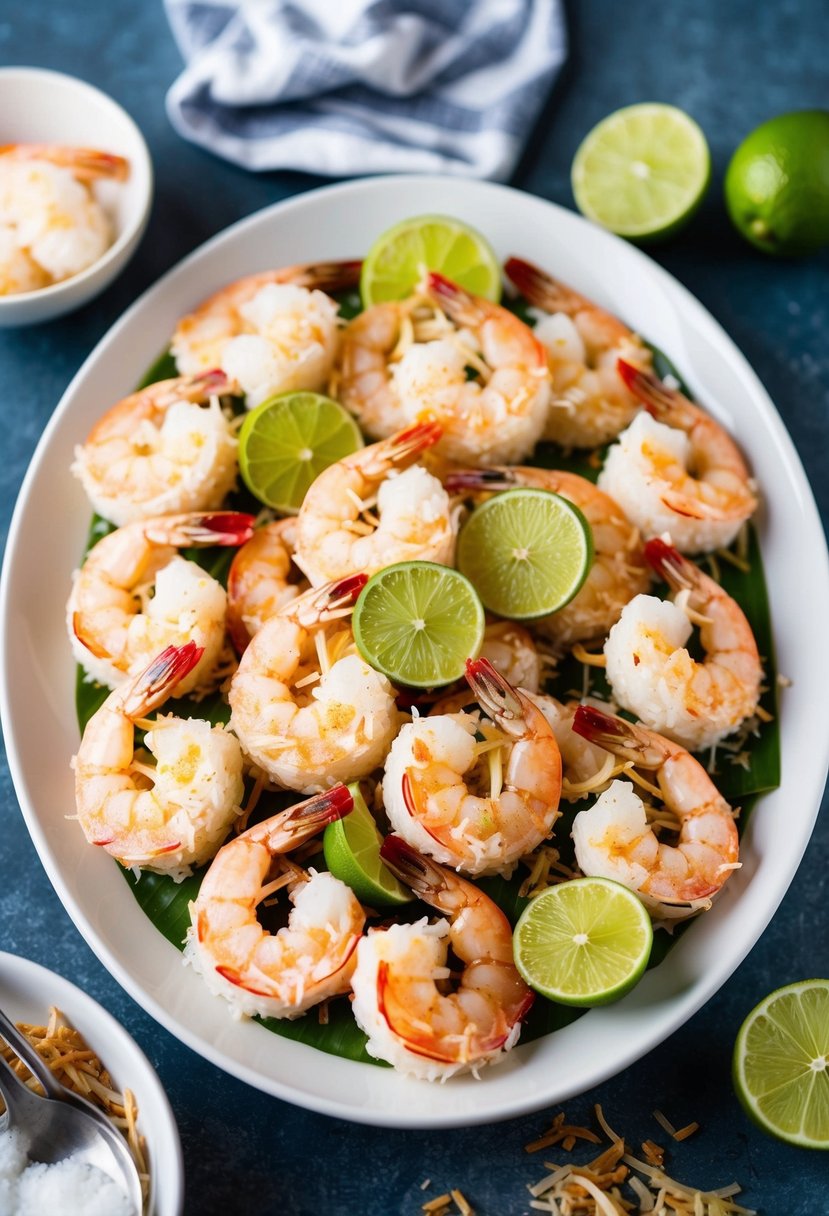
73,314,780,1065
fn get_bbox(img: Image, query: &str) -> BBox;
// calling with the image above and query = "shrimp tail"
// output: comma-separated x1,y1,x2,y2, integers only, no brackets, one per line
293,260,363,293
286,573,368,627
616,358,685,419
443,467,518,493
144,511,256,548
380,835,448,903
572,705,663,770
644,537,696,592
279,783,354,837
503,257,574,312
387,421,444,463
120,641,205,717
465,657,525,735
425,272,486,326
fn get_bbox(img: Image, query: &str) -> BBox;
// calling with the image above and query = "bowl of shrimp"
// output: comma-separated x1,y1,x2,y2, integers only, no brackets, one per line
2,176,829,1128
0,67,152,326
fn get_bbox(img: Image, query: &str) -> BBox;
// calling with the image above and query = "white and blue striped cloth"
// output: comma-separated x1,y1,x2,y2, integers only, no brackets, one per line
164,0,568,180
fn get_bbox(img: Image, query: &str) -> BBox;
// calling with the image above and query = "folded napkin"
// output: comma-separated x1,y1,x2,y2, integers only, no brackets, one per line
165,0,568,180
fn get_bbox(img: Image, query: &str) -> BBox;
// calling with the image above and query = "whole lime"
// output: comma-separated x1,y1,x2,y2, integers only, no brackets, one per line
724,110,829,256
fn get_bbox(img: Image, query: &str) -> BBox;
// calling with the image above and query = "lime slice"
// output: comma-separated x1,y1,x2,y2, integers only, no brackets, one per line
323,784,412,907
456,488,593,620
238,391,363,512
733,980,829,1149
360,214,502,306
352,561,485,689
571,103,711,240
513,878,653,1006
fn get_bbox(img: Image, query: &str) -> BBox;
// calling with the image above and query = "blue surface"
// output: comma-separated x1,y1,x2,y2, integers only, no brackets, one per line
1,2,828,1213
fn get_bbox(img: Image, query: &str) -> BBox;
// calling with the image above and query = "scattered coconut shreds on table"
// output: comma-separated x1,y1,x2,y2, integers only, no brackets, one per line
421,1191,474,1216
525,1105,755,1216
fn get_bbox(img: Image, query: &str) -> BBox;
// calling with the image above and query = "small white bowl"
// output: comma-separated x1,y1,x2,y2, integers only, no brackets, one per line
0,68,153,327
0,951,183,1216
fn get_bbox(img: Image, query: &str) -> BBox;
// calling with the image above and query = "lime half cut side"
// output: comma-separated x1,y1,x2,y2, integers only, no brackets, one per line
513,878,653,1007
323,784,412,907
238,391,363,512
352,561,485,689
733,979,829,1149
360,214,502,306
456,488,593,620
572,103,711,240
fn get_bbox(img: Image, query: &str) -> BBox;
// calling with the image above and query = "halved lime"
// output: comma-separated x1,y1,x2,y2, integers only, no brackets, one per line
733,980,829,1149
238,391,363,512
360,214,502,307
323,784,412,907
571,103,711,240
513,878,653,1006
456,488,593,620
352,561,485,689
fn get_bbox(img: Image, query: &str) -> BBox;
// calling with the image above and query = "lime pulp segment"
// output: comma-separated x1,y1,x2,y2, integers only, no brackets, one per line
572,103,711,239
352,561,485,689
238,391,363,512
323,785,412,907
456,488,593,620
360,214,502,306
513,878,653,1006
733,979,829,1149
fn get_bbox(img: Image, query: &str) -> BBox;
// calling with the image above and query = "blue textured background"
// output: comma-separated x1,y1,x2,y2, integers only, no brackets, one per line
1,2,828,1212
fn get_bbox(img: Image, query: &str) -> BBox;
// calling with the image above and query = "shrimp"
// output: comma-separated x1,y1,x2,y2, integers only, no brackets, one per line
337,272,550,466
73,642,244,879
185,785,367,1020
226,518,308,653
294,422,456,586
383,658,561,876
172,260,361,407
604,537,762,753
229,575,401,793
597,360,758,554
446,466,650,647
350,836,533,1080
68,510,253,693
0,145,128,293
504,257,651,449
570,705,739,910
71,370,240,527
526,694,617,802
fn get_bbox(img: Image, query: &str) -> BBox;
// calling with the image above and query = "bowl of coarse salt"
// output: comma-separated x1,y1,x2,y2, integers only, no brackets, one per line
0,68,152,327
0,951,182,1216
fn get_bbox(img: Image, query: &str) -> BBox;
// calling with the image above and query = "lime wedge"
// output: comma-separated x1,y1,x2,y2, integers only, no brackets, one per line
456,488,593,620
360,214,502,307
513,878,653,1006
352,561,485,689
733,980,829,1149
571,103,711,240
323,784,412,907
238,391,363,512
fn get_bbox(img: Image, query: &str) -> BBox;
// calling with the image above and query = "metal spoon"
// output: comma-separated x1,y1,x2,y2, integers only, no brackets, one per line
0,1007,143,1214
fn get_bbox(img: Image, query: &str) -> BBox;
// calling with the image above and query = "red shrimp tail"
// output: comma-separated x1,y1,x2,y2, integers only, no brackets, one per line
443,467,516,494
503,256,564,310
388,421,444,460
298,259,363,293
184,368,238,399
146,511,256,549
644,537,695,591
379,835,446,903
195,512,257,545
424,272,485,325
290,573,368,626
616,359,681,418
324,572,369,609
572,705,657,768
284,784,354,836
122,641,204,717
464,657,523,727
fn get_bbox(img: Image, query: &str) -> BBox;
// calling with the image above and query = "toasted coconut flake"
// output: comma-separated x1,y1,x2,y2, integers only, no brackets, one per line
641,1141,665,1167
451,1188,474,1215
572,643,607,668
422,1195,452,1214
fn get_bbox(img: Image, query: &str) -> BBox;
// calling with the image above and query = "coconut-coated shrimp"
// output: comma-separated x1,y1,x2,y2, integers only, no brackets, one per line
384,658,561,876
598,360,758,554
294,422,456,586
571,705,739,909
226,518,308,653
72,371,240,528
73,642,244,879
351,837,533,1080
505,257,651,449
229,576,401,793
68,511,254,693
446,466,650,648
0,145,129,294
172,260,361,407
338,273,550,466
185,785,366,1019
604,538,762,753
